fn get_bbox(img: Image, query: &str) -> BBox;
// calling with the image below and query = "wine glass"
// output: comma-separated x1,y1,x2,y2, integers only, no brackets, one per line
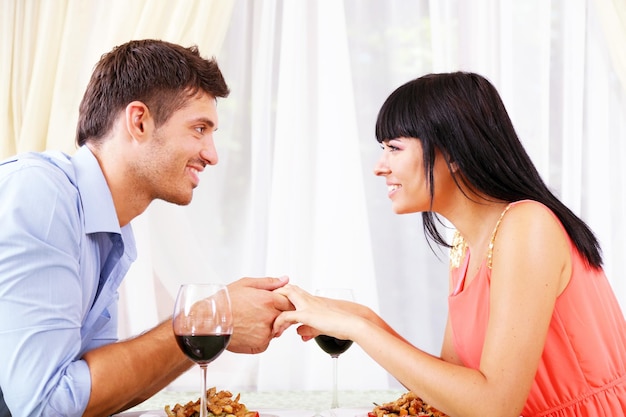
314,288,355,414
173,283,233,417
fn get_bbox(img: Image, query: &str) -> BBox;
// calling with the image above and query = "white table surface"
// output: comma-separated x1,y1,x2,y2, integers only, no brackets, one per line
117,389,406,416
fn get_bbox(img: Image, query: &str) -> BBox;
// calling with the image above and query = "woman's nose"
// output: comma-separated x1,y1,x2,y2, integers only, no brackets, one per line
373,154,389,176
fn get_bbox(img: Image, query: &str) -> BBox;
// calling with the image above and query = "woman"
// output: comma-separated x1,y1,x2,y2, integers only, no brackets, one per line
273,72,626,417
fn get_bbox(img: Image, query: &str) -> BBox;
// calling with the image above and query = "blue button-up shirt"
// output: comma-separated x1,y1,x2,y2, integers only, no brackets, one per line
0,146,137,416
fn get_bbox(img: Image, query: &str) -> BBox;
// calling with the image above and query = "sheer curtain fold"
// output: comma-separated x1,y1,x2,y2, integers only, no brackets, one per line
256,0,387,390
558,1,588,214
592,0,626,93
1,1,17,157
244,0,279,275
2,1,67,155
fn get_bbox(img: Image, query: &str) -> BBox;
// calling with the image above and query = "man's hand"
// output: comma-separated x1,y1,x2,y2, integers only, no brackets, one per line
226,276,293,354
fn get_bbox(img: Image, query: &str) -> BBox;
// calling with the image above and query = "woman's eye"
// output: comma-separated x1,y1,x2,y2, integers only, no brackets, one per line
382,141,400,152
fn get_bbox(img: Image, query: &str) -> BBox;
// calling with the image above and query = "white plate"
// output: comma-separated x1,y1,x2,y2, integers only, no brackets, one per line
115,412,281,417
115,410,369,417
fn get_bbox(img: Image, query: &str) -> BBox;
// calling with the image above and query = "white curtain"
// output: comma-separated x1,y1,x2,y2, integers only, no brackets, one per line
3,0,626,393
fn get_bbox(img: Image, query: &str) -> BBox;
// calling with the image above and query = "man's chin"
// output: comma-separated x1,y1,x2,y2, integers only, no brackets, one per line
162,192,193,206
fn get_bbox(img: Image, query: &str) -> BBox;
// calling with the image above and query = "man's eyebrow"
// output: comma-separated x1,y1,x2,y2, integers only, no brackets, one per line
193,117,215,128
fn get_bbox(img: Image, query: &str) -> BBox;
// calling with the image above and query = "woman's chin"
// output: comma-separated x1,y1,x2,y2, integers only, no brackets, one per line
391,203,421,215
392,206,411,215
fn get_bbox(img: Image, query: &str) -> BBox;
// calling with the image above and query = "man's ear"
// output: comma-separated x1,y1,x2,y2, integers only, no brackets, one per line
125,101,153,141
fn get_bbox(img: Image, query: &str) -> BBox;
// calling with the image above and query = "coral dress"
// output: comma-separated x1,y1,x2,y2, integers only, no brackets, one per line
448,200,626,416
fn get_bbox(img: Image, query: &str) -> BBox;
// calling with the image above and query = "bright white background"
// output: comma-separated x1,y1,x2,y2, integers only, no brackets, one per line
2,0,626,393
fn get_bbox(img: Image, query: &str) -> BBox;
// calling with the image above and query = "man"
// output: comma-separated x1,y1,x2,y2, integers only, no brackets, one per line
0,39,290,417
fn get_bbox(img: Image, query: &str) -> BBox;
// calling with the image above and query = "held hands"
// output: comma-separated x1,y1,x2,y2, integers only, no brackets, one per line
225,280,364,353
226,276,292,354
272,285,359,342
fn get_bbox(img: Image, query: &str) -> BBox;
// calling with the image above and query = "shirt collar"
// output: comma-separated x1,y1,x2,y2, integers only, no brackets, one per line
72,146,121,235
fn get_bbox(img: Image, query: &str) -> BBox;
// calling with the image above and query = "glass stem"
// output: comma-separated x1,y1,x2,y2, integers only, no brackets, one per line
330,355,339,409
200,364,208,417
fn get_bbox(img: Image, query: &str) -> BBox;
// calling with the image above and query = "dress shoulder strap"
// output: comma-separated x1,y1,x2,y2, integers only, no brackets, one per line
486,203,513,269
450,202,518,270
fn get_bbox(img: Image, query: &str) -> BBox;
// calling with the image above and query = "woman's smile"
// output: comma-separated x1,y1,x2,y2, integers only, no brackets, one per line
387,183,402,198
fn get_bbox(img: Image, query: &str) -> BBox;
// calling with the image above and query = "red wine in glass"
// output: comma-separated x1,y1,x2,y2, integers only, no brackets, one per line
173,284,233,417
314,335,353,356
175,334,231,364
314,288,355,413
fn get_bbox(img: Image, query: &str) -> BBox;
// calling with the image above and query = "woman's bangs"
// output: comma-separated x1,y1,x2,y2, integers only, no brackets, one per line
375,84,422,143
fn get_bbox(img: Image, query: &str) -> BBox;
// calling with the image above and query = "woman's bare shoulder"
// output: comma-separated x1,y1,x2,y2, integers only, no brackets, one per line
501,200,563,234
492,200,571,291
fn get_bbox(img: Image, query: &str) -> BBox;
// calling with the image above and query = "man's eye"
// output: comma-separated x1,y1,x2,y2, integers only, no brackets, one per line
195,126,206,134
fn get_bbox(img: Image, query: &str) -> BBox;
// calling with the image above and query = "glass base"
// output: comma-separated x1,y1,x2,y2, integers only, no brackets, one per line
312,409,338,417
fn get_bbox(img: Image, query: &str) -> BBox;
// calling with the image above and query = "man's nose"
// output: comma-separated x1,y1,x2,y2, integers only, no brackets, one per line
200,137,218,166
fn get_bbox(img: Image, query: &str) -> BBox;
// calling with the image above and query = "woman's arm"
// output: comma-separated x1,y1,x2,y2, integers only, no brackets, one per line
274,203,570,417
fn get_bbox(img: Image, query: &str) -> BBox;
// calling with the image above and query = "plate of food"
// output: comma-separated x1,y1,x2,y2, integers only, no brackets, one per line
367,391,448,417
116,387,276,417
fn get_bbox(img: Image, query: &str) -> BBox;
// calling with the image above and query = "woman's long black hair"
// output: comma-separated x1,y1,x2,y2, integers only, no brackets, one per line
375,71,602,268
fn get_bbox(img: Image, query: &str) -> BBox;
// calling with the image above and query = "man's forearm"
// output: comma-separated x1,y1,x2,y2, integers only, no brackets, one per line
113,358,193,415
82,319,192,417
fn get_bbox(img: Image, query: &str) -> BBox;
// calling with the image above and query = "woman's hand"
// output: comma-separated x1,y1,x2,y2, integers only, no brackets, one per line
272,284,361,341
